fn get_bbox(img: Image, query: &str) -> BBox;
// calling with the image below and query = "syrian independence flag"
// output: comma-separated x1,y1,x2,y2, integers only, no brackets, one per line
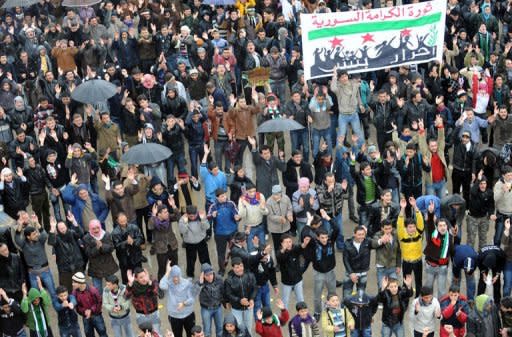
301,0,446,80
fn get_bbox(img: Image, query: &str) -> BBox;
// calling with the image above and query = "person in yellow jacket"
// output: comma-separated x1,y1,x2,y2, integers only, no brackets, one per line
397,196,424,297
320,293,354,337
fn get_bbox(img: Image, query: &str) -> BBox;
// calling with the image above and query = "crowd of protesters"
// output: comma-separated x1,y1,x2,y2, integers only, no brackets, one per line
2,0,512,337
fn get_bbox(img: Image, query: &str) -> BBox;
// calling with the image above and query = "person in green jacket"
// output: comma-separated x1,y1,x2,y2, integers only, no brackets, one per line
21,277,53,337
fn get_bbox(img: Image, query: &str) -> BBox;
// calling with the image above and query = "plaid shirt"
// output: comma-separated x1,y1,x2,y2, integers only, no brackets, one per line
125,279,159,315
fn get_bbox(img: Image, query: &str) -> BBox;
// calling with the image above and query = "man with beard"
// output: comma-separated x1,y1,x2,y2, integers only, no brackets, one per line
0,167,28,220
48,214,84,292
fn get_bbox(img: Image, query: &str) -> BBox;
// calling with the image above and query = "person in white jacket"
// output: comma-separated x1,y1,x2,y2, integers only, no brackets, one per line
409,286,441,337
238,183,269,252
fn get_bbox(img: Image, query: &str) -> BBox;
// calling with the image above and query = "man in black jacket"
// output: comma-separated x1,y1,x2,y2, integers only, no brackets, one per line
0,167,28,220
282,150,313,200
367,189,400,238
368,89,401,154
276,234,308,310
467,176,495,250
24,155,52,231
48,215,85,292
111,212,144,284
284,92,311,162
0,243,24,302
343,226,373,299
223,257,257,332
306,224,338,320
198,263,224,337
162,115,187,183
451,130,476,204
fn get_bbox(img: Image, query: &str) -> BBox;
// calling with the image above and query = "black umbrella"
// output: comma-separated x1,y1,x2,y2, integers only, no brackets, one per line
257,118,305,133
121,143,173,165
1,0,39,8
61,0,101,7
71,79,117,104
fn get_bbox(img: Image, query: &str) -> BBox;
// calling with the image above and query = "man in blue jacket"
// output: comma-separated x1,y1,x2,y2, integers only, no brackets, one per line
452,243,478,300
62,173,109,230
207,188,240,276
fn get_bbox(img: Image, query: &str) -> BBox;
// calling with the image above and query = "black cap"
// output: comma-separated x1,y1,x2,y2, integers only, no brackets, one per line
231,256,243,266
215,188,226,197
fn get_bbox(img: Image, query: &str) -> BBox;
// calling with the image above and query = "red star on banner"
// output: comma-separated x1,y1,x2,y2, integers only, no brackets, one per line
400,28,412,37
329,37,343,48
361,33,375,44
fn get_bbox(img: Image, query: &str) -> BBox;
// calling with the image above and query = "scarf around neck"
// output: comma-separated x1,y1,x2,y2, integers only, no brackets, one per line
431,228,449,260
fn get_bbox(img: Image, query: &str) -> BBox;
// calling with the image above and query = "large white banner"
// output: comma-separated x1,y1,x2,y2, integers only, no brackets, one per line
301,1,446,80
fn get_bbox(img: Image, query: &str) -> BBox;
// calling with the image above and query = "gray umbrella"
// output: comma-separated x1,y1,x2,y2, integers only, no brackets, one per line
71,79,117,104
1,0,39,8
121,143,173,165
257,119,305,133
61,0,101,7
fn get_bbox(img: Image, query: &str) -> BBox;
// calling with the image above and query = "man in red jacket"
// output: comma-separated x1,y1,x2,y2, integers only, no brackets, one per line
71,272,107,337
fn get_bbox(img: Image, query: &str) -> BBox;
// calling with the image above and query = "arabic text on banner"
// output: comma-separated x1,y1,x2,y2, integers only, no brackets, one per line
301,0,446,80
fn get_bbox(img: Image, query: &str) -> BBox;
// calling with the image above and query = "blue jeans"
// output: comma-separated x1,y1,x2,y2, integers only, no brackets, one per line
231,308,253,333
281,280,304,309
330,214,344,250
214,140,230,172
425,180,446,199
504,261,512,297
352,326,372,337
201,306,223,337
453,267,476,301
247,224,265,252
29,269,57,300
290,128,310,162
377,267,398,289
135,312,161,337
312,128,332,158
253,284,271,317
83,315,107,337
338,113,364,143
167,152,187,183
424,263,448,299
59,322,81,337
111,315,134,337
189,144,204,178
296,220,307,238
321,219,332,235
50,192,67,222
269,80,286,100
330,114,338,147
381,323,404,337
494,213,508,246
91,277,103,293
